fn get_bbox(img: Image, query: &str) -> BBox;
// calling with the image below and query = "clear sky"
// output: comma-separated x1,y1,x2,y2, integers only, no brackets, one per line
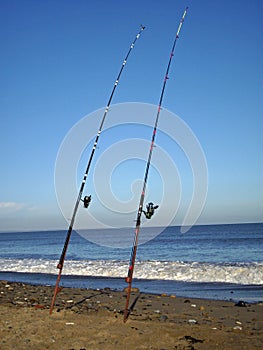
0,0,262,232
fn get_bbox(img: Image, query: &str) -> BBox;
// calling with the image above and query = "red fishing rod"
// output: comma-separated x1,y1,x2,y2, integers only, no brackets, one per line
50,25,145,314
123,8,188,322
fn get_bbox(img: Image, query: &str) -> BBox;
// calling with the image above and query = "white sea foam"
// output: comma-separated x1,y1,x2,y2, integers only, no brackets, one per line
0,258,262,285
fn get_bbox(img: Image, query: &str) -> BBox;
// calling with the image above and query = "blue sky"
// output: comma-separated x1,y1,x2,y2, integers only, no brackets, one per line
0,0,262,231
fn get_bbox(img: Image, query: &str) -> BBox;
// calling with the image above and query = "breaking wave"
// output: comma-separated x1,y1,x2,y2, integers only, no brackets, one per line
0,258,262,285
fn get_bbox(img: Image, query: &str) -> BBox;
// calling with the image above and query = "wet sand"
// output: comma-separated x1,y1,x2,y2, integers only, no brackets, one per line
0,280,262,349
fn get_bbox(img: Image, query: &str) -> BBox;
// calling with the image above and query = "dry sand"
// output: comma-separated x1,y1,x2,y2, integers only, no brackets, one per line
0,280,262,349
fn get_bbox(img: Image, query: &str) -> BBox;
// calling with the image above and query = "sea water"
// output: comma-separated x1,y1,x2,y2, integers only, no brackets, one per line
0,223,262,302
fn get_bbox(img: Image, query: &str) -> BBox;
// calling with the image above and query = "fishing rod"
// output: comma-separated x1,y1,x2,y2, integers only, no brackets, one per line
50,25,145,314
123,7,188,322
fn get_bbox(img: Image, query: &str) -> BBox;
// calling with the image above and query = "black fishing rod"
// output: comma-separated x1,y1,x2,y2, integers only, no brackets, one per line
123,8,188,322
50,25,145,314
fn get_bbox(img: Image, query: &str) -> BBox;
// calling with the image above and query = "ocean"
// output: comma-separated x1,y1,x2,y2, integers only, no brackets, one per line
0,223,262,303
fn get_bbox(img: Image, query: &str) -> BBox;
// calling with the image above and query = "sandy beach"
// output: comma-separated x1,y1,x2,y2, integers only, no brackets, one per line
0,280,262,349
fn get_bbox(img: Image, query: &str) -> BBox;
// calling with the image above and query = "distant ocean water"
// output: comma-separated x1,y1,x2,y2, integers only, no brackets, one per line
0,223,262,302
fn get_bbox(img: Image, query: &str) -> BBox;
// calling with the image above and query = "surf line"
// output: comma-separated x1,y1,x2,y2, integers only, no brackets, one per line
50,25,145,314
123,7,188,323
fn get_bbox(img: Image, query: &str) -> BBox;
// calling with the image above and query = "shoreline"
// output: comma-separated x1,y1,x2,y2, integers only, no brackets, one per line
1,271,262,304
1,280,263,349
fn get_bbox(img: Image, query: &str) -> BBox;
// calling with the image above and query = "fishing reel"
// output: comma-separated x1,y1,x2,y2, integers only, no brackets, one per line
82,195,91,208
143,202,159,219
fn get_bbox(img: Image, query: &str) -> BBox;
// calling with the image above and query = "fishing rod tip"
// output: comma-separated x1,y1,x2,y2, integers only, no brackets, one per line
140,24,146,30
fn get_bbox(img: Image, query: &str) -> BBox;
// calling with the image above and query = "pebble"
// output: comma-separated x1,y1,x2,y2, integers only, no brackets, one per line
235,300,247,307
159,315,168,322
183,335,203,344
71,306,79,313
188,319,197,324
